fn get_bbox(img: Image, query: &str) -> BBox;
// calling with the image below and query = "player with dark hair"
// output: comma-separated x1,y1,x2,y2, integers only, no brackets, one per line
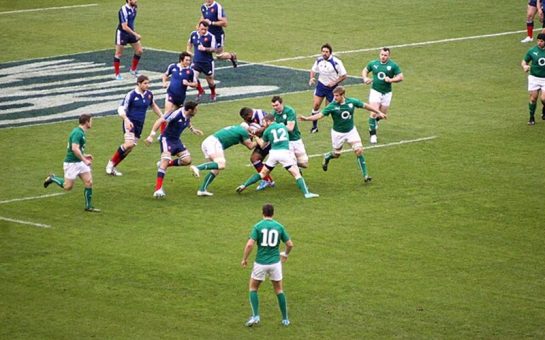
198,0,237,67
162,52,198,115
187,21,218,102
44,114,100,212
522,32,545,125
241,203,293,327
308,43,347,133
106,75,163,176
144,101,203,198
114,0,143,80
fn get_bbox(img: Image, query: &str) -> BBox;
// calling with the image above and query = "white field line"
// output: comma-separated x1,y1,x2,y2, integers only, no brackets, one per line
0,192,65,205
0,216,51,228
0,4,98,15
257,30,527,64
308,135,438,158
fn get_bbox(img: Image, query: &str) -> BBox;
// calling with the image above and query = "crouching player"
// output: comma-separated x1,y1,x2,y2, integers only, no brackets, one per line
144,101,202,198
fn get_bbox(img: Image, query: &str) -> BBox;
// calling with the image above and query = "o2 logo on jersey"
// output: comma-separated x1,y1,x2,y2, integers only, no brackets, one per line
377,71,386,80
538,57,545,66
0,49,360,128
341,111,352,120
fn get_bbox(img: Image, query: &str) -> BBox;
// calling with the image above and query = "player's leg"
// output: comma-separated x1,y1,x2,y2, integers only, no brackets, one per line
237,166,271,193
246,277,263,327
113,31,125,79
523,2,537,42
106,124,139,176
347,129,372,182
271,280,289,326
215,35,237,67
322,130,344,171
205,72,217,102
252,146,275,190
540,88,545,120
192,66,206,100
528,77,540,125
129,41,143,75
44,173,65,189
79,171,99,212
310,95,324,133
291,140,308,169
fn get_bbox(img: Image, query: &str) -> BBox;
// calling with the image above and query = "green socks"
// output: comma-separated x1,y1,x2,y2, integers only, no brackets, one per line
277,292,288,320
357,155,368,177
243,173,262,188
368,117,377,135
249,291,259,317
51,175,64,188
197,162,219,171
199,172,216,191
529,102,537,119
84,187,93,209
295,177,309,195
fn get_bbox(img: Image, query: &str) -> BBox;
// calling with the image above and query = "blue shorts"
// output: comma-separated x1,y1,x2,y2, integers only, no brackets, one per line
160,137,186,156
122,120,144,139
192,61,214,76
211,32,225,48
167,92,186,106
314,81,335,102
529,0,537,7
115,29,139,46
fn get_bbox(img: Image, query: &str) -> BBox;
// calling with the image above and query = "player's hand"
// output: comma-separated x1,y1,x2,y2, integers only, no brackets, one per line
144,136,154,145
308,78,316,86
192,128,204,136
135,33,141,41
375,111,387,120
241,259,248,268
124,118,133,130
182,80,189,86
363,77,372,85
384,77,393,83
198,44,206,51
280,252,288,263
523,64,530,73
298,115,308,121
162,82,168,88
83,156,92,166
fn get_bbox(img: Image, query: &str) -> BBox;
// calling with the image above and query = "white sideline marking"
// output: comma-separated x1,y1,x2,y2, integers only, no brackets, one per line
308,136,438,158
0,4,98,15
257,30,527,64
0,192,65,205
0,216,51,228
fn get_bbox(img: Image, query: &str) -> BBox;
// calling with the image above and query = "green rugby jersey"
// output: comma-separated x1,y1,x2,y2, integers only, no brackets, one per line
262,122,290,151
213,125,250,149
366,59,401,94
524,46,545,78
273,105,301,141
64,127,86,163
322,98,364,133
249,218,290,265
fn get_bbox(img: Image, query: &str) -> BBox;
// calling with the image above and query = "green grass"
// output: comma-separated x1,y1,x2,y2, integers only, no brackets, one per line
1,0,545,338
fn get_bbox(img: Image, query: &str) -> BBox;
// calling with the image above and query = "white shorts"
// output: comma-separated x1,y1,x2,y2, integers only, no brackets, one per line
251,261,283,281
289,139,308,162
201,135,224,160
369,88,393,107
63,161,91,180
528,75,545,91
331,127,363,151
265,149,296,168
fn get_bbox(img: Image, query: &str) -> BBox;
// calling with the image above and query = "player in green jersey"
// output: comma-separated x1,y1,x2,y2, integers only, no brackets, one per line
362,47,403,144
190,110,257,196
522,33,545,125
241,203,293,327
271,96,309,169
236,114,319,199
299,86,386,183
43,114,100,212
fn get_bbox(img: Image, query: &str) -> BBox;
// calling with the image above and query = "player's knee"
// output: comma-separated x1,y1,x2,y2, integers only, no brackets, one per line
297,156,308,168
354,148,363,156
215,158,226,169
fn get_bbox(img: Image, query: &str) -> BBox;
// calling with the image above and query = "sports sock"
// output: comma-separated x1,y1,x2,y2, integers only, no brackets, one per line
51,175,64,188
324,152,334,163
368,117,377,135
527,20,534,38
276,292,288,320
196,81,204,94
113,57,121,75
210,84,216,95
111,146,127,166
529,102,537,119
357,154,368,177
295,177,310,195
311,109,320,129
199,172,216,191
242,173,262,188
155,169,165,191
249,291,259,317
197,162,219,170
131,54,141,71
169,159,184,167
84,187,93,209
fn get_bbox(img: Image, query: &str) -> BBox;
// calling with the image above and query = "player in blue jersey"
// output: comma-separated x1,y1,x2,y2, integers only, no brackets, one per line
198,0,237,68
239,107,276,191
162,52,198,116
187,21,218,102
106,75,163,176
308,43,347,133
144,101,203,198
114,0,143,80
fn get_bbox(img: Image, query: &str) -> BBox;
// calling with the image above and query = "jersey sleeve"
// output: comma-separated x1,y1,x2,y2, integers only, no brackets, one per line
311,59,320,73
334,57,348,76
352,98,365,108
249,225,259,240
524,50,533,63
120,91,132,112
69,130,83,146
286,108,296,122
164,64,175,76
393,63,402,75
321,102,334,116
217,3,226,19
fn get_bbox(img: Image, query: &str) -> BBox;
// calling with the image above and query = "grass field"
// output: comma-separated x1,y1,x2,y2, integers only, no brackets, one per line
1,0,544,338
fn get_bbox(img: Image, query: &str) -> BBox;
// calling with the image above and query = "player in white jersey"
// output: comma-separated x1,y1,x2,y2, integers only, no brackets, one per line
308,43,347,133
